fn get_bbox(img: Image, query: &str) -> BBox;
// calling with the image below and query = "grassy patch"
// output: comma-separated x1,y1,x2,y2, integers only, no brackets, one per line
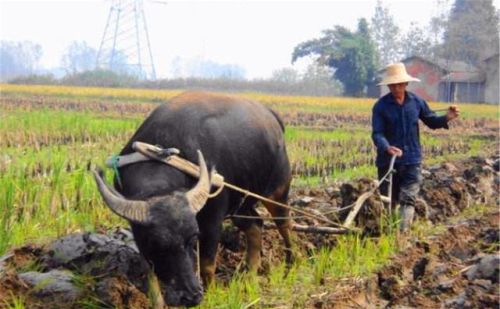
2,292,27,309
195,231,398,308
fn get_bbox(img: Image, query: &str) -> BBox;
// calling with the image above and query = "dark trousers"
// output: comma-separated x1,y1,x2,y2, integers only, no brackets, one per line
377,164,422,209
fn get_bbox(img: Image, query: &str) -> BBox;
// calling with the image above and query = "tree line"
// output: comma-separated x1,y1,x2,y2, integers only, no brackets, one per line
292,0,499,96
1,0,498,97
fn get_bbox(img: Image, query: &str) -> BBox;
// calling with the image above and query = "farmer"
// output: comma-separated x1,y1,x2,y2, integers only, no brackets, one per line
372,62,460,232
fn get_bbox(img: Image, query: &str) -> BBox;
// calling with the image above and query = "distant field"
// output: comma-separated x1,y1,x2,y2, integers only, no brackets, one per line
2,83,499,118
1,83,498,308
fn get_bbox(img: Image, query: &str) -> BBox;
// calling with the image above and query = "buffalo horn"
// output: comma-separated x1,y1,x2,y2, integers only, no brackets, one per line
185,150,211,213
93,170,152,223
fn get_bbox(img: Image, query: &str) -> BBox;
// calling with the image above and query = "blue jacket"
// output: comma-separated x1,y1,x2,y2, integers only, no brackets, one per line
371,91,449,167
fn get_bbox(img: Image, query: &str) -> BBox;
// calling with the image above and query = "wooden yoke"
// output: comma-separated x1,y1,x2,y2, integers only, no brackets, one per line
132,141,225,188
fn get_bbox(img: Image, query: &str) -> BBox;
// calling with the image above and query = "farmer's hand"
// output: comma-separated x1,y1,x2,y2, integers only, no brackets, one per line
446,105,460,121
386,146,403,157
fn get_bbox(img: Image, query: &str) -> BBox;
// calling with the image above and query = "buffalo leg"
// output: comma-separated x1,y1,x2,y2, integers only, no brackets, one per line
198,213,224,287
242,216,263,272
232,197,263,272
199,255,216,287
263,182,294,265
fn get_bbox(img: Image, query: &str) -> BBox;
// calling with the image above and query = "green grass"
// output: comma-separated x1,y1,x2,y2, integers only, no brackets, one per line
194,230,398,308
1,109,141,147
285,127,368,141
0,126,127,251
2,292,26,309
0,85,497,308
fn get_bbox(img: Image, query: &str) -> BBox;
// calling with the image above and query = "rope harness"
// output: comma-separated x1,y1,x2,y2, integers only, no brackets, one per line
105,142,397,231
109,154,123,189
106,142,397,284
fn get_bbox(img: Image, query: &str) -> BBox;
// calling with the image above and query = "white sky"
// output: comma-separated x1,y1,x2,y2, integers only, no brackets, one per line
1,0,498,79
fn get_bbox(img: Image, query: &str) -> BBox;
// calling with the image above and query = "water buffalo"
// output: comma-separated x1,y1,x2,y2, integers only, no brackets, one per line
93,91,293,307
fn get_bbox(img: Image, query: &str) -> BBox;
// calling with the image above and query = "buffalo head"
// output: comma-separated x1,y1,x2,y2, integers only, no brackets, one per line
93,151,213,307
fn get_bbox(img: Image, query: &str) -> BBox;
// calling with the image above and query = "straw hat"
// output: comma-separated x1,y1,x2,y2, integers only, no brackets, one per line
378,62,420,86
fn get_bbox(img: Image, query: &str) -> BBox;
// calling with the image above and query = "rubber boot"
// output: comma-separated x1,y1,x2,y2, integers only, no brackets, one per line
399,205,415,232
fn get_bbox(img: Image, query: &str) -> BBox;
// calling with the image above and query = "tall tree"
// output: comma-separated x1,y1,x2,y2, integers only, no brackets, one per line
400,22,434,59
271,67,300,84
301,62,344,96
61,41,97,74
371,0,401,66
441,0,499,65
0,40,42,81
357,18,379,89
428,0,451,54
292,18,378,97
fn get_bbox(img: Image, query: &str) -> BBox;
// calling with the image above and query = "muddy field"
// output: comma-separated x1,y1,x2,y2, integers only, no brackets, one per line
0,154,498,308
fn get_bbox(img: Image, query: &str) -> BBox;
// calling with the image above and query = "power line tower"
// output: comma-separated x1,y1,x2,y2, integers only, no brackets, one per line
96,0,157,80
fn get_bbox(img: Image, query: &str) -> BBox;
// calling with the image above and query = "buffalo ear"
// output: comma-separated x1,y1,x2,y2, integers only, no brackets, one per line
93,169,152,223
185,150,211,213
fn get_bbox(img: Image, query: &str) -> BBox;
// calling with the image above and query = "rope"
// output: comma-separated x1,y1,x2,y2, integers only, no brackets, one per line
130,142,364,231
230,170,397,223
229,198,361,221
221,182,347,229
107,146,397,231
225,155,396,226
229,214,310,220
208,182,225,198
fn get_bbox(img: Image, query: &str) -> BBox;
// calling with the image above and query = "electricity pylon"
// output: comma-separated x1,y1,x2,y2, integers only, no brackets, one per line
96,0,157,80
